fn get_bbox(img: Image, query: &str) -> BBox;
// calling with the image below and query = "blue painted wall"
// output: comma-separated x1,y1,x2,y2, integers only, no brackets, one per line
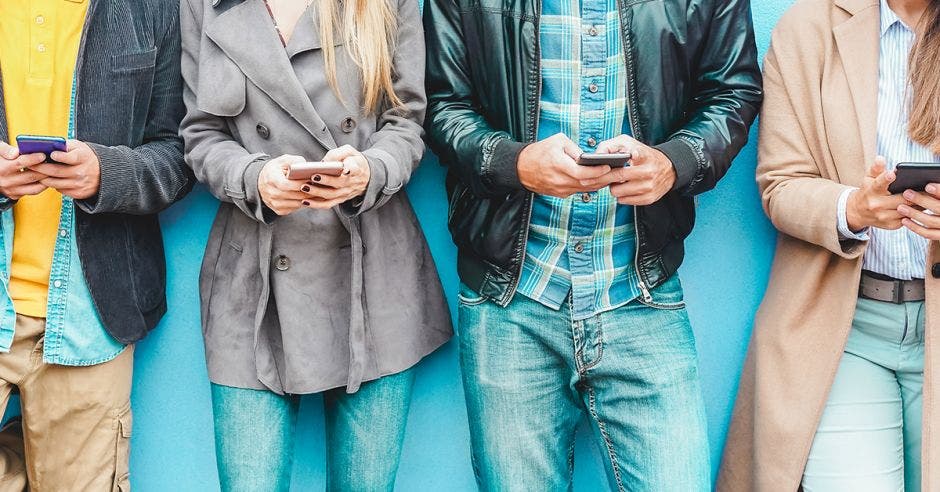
123,1,790,489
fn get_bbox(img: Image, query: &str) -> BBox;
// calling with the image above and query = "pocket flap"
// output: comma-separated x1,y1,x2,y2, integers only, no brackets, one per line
112,48,157,73
196,55,247,117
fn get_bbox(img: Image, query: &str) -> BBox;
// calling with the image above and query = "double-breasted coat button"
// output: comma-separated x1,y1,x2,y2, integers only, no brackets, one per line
341,117,356,133
932,262,940,279
256,123,271,140
274,255,290,271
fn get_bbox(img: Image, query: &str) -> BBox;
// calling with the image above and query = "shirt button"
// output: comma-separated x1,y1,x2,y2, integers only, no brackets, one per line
574,242,585,254
37,43,47,53
52,280,62,288
35,15,45,25
588,83,599,93
59,229,67,238
581,193,592,203
589,26,598,36
587,137,597,147
274,255,290,271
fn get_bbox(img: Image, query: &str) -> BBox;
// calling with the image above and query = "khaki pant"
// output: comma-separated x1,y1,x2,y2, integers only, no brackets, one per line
0,315,133,492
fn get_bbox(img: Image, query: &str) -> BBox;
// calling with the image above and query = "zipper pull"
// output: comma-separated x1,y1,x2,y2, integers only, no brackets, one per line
638,281,652,303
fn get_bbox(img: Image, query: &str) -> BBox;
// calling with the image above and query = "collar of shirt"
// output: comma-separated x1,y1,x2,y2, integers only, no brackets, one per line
881,0,911,37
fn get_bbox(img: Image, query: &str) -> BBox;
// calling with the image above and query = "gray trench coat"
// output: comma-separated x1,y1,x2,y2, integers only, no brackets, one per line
180,0,452,394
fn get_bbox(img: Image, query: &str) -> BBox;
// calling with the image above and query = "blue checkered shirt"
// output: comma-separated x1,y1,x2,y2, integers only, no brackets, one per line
516,0,641,320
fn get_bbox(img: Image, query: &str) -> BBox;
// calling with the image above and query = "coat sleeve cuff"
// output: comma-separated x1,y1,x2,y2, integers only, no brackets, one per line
340,149,392,217
241,156,277,224
655,137,701,192
80,143,135,214
486,138,527,191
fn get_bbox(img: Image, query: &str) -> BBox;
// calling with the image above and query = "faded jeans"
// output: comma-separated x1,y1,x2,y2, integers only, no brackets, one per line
458,274,710,491
210,367,415,492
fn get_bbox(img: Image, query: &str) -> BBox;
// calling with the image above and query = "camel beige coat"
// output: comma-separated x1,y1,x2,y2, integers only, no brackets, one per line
717,0,940,490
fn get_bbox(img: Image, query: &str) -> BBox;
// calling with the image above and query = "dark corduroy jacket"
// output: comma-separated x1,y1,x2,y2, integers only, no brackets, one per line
0,0,193,343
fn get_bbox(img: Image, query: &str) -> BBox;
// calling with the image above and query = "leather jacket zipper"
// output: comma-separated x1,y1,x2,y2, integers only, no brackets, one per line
506,0,541,303
615,0,653,303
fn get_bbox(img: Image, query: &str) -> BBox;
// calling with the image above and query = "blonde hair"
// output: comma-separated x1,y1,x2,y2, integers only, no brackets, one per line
317,0,403,114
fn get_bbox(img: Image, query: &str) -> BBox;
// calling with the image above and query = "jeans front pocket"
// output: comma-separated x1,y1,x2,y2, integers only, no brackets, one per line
457,283,488,306
638,274,686,310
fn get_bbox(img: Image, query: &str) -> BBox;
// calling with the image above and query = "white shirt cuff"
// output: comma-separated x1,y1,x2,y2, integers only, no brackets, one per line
837,187,869,241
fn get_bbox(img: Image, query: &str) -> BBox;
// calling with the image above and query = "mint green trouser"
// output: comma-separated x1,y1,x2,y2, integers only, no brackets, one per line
802,298,924,492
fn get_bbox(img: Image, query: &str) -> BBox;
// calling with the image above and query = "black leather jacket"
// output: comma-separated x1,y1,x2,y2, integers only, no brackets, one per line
424,0,762,305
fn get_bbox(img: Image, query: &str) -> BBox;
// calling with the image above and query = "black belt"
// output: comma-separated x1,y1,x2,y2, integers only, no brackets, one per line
859,270,925,303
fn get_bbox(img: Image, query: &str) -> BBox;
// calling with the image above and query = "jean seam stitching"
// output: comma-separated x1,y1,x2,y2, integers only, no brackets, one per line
588,387,626,492
582,325,604,371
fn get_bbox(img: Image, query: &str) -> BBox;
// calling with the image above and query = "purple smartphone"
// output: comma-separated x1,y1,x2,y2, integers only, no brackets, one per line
16,135,67,162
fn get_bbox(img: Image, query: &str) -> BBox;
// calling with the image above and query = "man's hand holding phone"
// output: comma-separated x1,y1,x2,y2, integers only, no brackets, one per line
518,133,611,198
0,141,49,200
846,157,909,232
30,140,102,200
579,135,677,206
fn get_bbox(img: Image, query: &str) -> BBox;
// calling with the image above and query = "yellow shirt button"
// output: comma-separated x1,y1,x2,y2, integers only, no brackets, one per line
37,43,47,53
35,15,44,25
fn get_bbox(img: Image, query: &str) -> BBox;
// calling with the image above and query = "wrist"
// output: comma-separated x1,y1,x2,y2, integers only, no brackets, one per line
845,191,866,232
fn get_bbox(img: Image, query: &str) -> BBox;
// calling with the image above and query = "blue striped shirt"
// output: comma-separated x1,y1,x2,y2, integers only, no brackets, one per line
836,0,939,279
516,0,640,321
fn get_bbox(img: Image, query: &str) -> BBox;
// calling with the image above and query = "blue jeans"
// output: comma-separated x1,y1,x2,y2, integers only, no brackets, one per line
210,368,415,492
458,275,710,491
802,298,924,492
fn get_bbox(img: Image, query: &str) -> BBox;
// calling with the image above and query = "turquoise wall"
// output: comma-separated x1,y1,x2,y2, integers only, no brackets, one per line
122,1,790,489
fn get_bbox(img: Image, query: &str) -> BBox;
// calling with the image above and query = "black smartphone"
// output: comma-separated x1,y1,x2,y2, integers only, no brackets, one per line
577,153,631,167
888,162,940,194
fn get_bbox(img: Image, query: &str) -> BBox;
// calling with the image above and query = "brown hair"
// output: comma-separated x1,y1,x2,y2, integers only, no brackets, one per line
317,0,403,114
909,1,940,153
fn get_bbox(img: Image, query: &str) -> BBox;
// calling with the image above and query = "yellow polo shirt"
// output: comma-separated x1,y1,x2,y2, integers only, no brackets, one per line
0,0,88,318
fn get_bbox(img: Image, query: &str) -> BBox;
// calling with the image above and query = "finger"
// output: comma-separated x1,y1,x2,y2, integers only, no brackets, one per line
6,183,48,199
868,156,887,179
898,204,940,229
609,181,655,200
49,149,83,165
579,167,629,188
595,137,626,154
306,174,344,189
14,153,47,169
304,196,348,210
268,199,304,215
39,177,78,190
270,189,309,201
322,145,359,163
30,163,73,178
0,142,18,160
303,184,349,201
870,169,897,195
925,183,940,199
902,218,940,240
903,190,940,213
7,170,47,185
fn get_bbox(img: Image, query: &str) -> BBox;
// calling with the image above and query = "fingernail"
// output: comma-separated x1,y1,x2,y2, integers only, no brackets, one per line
904,190,915,200
301,185,310,192
6,150,15,159
898,205,909,214
302,200,310,206
313,175,321,182
928,184,937,194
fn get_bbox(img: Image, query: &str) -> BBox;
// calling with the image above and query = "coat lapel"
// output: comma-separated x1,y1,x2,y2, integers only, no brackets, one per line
206,0,336,150
832,0,880,170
